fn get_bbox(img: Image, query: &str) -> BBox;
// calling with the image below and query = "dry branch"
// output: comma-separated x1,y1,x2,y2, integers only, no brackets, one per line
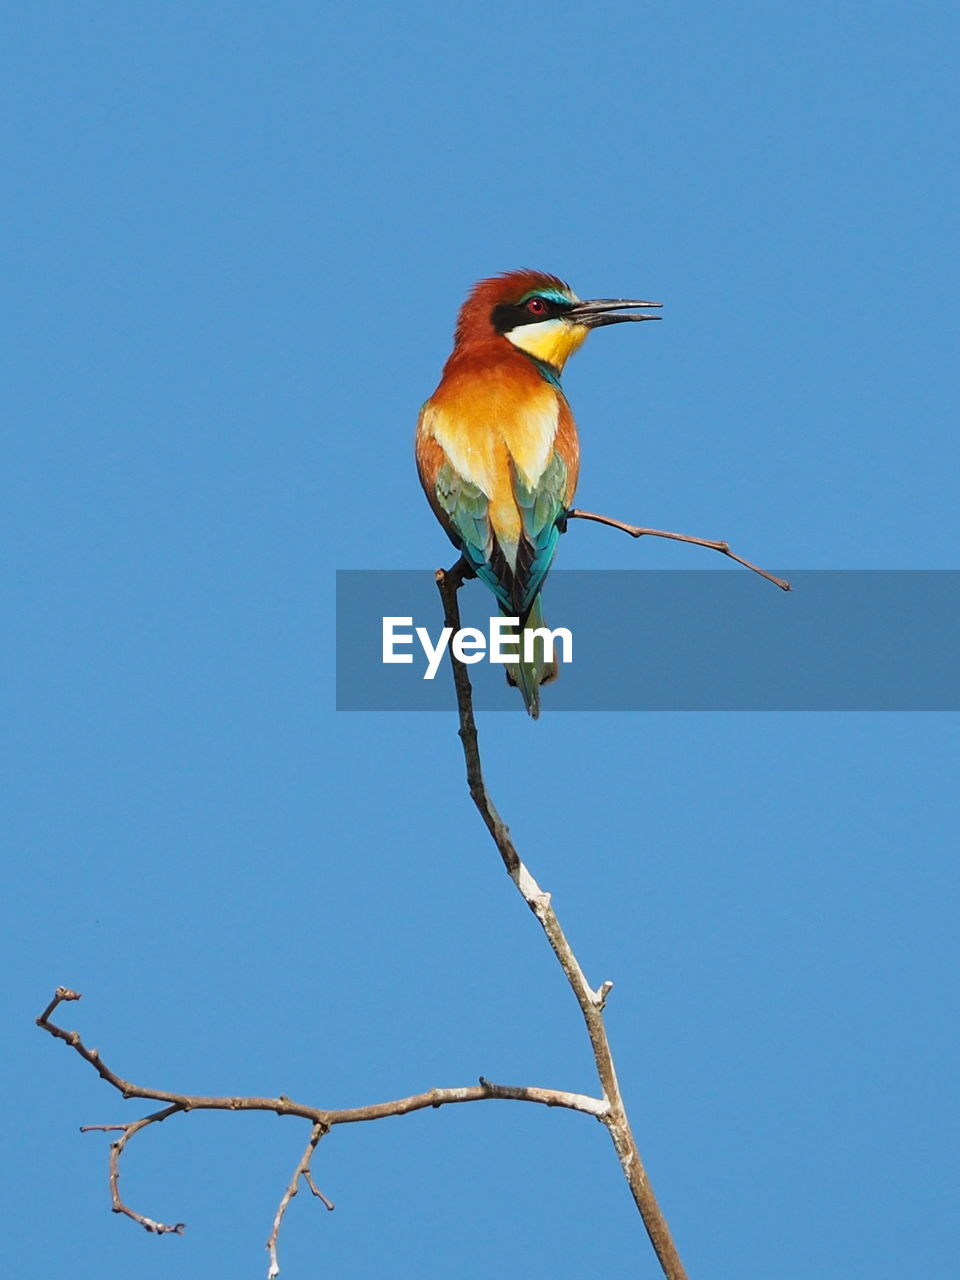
36,987,608,1274
436,562,690,1280
33,514,744,1278
267,1123,331,1280
566,506,790,591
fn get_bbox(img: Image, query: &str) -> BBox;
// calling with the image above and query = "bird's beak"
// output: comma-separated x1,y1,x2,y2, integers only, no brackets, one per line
565,298,662,328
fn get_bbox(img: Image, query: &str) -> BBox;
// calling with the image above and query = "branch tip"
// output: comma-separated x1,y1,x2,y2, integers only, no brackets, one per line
304,1177,334,1210
566,507,790,591
37,986,82,1027
594,980,615,1009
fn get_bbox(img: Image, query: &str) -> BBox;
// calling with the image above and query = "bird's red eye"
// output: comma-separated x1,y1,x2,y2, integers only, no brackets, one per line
525,297,547,315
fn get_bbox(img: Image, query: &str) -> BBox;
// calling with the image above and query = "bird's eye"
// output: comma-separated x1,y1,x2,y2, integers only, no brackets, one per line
525,297,547,315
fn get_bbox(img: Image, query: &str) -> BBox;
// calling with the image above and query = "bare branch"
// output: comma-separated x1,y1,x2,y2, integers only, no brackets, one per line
436,564,690,1280
567,506,791,591
36,993,609,1126
267,1123,329,1280
37,985,609,1263
37,987,187,1232
107,1105,186,1234
302,1170,335,1211
37,540,696,1275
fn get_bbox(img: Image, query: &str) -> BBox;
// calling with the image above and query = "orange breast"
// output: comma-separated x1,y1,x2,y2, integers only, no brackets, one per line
424,352,577,525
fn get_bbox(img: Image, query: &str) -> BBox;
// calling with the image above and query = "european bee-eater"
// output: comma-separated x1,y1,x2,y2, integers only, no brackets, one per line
416,269,660,717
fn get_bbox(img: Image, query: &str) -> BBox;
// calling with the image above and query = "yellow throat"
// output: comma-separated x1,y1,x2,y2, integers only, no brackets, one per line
505,318,589,371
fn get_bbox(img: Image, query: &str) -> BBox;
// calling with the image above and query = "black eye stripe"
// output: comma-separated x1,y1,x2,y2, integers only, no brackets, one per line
491,295,572,333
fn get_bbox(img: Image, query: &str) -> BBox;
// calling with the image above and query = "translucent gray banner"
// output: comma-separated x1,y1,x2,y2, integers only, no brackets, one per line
336,571,959,711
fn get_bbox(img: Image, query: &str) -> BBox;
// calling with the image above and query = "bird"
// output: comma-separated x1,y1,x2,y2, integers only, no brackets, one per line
415,269,660,717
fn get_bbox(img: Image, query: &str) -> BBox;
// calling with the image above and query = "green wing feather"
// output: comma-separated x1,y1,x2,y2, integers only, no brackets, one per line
435,451,569,719
435,451,568,621
435,461,510,610
511,450,568,619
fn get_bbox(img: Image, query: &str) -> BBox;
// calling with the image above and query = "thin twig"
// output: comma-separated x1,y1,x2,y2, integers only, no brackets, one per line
567,506,791,591
108,1106,186,1234
303,1170,335,1211
267,1122,329,1279
436,565,690,1280
37,991,186,1233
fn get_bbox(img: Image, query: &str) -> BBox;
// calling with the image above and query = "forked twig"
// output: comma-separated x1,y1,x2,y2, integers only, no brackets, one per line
38,988,187,1233
36,986,608,1275
436,562,689,1280
567,506,791,591
105,1105,187,1234
267,1123,331,1280
303,1170,335,1211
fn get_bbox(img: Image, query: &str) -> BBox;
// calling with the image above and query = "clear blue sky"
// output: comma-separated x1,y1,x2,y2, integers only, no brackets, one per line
5,3,958,1277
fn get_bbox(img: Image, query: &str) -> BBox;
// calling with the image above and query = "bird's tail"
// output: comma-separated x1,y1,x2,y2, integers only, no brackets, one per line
504,595,559,720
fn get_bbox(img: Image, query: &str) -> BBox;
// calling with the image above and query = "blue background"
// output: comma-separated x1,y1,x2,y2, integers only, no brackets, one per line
5,3,958,1277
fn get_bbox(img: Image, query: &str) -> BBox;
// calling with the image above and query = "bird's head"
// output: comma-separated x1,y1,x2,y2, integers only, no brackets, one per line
453,269,661,374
